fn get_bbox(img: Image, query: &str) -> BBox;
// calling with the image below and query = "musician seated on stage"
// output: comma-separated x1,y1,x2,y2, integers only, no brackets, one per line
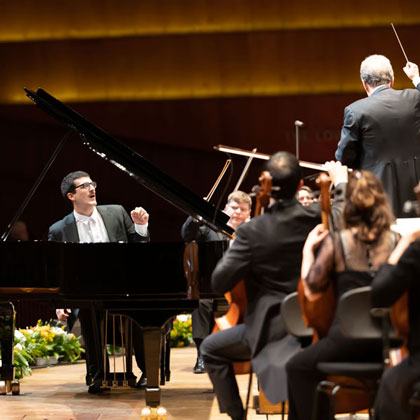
370,229,420,420
286,170,398,420
297,185,314,206
181,190,251,374
199,152,347,420
49,170,150,394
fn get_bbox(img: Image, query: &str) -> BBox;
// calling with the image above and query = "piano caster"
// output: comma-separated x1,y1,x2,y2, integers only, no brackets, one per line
0,381,6,395
0,380,19,395
11,380,20,395
141,406,167,420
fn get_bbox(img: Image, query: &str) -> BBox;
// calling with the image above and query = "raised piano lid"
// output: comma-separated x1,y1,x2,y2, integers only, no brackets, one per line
24,88,234,238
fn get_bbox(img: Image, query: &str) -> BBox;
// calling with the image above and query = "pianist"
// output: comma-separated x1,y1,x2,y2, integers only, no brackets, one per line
48,170,150,393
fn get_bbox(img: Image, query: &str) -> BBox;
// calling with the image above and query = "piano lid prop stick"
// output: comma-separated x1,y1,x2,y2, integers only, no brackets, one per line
205,159,232,201
214,144,326,172
233,148,257,192
391,23,409,63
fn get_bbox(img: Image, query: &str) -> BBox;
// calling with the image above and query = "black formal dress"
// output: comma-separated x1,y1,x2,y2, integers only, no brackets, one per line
335,84,420,217
371,239,420,420
200,184,346,420
286,229,397,420
48,204,149,386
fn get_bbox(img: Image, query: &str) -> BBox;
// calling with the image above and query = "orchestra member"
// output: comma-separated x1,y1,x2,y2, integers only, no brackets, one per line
371,229,420,419
181,190,252,373
297,185,314,206
200,152,348,420
9,220,30,242
286,170,397,420
49,170,149,393
335,55,420,217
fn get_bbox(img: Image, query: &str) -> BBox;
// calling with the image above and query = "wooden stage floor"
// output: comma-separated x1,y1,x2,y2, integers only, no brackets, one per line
0,346,367,420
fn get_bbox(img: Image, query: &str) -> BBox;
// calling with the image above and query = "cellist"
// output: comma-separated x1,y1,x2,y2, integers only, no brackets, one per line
200,152,347,420
181,190,252,373
286,170,399,420
371,231,420,419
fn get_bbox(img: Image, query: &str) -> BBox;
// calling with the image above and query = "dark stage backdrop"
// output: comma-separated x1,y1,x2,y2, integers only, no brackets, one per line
0,92,361,243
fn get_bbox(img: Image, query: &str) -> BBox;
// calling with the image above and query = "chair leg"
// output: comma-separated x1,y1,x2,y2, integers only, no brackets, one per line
243,369,253,420
329,384,341,420
313,381,336,420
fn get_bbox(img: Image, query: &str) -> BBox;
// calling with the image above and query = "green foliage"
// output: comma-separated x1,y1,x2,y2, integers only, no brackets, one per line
106,344,122,355
169,315,193,348
0,320,85,380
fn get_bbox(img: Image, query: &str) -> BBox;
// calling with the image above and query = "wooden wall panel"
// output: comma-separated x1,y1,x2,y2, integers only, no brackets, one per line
1,1,420,241
1,0,420,41
1,26,419,105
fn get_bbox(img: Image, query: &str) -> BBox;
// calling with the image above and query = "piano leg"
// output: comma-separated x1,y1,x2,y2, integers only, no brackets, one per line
0,301,20,395
142,327,162,407
141,326,169,419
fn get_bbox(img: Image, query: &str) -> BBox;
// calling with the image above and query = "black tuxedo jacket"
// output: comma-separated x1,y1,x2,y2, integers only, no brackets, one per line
335,84,420,217
372,240,420,356
48,204,149,243
181,216,226,242
211,184,346,402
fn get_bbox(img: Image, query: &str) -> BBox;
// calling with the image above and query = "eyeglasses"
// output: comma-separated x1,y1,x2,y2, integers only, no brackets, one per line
228,204,251,213
74,181,97,190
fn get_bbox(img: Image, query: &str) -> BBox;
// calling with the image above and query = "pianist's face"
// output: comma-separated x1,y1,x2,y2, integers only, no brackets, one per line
67,176,97,215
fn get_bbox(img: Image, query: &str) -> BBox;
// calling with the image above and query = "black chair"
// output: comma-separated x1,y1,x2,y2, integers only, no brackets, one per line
281,291,314,340
248,292,313,420
313,286,402,420
257,292,314,420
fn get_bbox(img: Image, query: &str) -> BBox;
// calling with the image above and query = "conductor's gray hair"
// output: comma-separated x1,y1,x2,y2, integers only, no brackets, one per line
360,55,394,87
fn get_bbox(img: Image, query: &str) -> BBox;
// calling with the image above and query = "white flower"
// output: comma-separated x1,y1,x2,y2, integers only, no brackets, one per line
52,327,65,335
14,343,23,351
176,315,191,322
14,330,26,342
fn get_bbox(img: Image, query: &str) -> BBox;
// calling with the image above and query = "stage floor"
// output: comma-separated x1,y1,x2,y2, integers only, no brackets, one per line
1,345,367,419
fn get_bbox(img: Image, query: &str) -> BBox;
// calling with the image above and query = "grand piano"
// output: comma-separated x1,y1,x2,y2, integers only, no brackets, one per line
0,88,233,414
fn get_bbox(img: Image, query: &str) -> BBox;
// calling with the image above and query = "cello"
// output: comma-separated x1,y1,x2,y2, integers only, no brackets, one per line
297,173,336,340
297,173,375,414
387,182,420,364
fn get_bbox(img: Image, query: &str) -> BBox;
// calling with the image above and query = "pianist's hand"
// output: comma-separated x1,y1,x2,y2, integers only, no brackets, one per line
56,308,71,322
131,207,149,225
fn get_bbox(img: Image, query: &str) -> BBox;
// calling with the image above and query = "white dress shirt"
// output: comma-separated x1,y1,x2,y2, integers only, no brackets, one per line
74,207,148,243
74,207,110,243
